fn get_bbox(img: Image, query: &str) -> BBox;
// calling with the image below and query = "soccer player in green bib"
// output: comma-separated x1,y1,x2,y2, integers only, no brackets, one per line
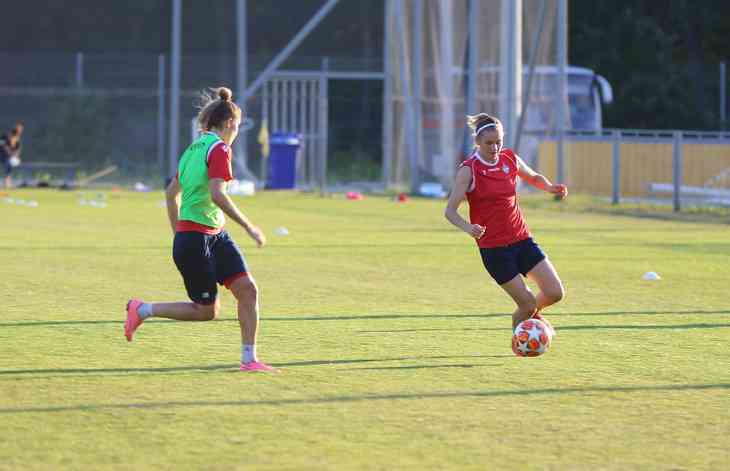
125,87,276,372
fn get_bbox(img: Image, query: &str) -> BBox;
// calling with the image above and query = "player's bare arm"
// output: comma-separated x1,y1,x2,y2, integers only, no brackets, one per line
444,165,486,239
165,176,181,233
516,156,568,199
209,178,266,247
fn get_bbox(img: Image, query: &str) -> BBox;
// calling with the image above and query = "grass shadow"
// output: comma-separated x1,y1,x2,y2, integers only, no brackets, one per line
0,355,501,379
2,383,727,414
344,363,488,371
358,323,730,334
1,310,727,329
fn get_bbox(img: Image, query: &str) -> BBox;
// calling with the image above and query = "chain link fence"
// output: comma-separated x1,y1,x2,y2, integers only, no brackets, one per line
0,52,383,187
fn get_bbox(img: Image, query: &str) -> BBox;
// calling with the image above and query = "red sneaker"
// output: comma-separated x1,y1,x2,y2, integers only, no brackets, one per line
239,361,279,373
125,299,144,342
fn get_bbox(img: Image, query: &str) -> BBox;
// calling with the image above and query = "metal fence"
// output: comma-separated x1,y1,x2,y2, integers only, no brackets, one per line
0,51,383,186
533,129,730,210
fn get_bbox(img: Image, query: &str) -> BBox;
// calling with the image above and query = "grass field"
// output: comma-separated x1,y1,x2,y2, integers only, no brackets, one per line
1,188,729,470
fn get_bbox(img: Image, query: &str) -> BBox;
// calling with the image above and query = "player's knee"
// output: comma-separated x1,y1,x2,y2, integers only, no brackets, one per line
546,285,565,304
233,278,258,303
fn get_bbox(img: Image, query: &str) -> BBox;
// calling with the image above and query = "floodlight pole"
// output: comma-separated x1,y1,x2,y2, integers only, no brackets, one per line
382,0,394,186
555,0,567,184
464,0,479,158
319,57,330,194
395,0,419,193
157,54,166,173
235,0,248,177
413,0,425,177
168,0,182,178
500,0,521,149
439,0,455,183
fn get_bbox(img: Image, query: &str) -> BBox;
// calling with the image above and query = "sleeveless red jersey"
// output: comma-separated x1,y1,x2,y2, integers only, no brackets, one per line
461,148,530,248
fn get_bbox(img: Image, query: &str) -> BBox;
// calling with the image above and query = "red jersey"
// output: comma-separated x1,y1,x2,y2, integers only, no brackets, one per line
462,148,530,248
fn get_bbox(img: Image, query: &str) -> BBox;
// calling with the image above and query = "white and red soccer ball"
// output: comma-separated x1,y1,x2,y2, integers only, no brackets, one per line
512,318,552,357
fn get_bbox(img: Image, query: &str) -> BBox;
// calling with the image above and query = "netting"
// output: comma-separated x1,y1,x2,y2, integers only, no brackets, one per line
385,0,563,189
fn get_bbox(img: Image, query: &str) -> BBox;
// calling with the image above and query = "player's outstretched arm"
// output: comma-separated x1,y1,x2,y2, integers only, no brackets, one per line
444,166,486,239
165,177,181,234
209,178,266,248
516,156,568,199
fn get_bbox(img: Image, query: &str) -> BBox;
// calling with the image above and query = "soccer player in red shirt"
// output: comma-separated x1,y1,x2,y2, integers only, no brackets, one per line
444,113,567,341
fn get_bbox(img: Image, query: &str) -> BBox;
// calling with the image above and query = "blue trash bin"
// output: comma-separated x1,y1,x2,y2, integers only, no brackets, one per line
266,132,300,189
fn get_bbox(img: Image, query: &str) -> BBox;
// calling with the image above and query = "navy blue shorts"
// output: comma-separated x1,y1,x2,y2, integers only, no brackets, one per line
1,158,11,176
172,230,248,305
479,237,546,285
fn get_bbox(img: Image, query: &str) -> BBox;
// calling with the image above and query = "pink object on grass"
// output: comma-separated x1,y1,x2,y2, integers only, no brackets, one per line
125,299,144,342
239,361,279,373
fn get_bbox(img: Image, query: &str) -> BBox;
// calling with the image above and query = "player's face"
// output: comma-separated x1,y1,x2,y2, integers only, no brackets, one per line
477,128,503,159
222,117,241,145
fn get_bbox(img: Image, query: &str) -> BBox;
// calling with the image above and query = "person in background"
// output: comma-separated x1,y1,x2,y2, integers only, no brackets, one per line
0,122,24,188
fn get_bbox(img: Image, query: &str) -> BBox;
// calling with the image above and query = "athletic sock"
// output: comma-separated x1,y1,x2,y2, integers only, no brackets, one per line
138,303,154,319
241,344,257,364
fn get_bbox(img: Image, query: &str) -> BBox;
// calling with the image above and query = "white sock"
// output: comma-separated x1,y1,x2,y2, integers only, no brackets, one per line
138,303,154,319
242,344,257,364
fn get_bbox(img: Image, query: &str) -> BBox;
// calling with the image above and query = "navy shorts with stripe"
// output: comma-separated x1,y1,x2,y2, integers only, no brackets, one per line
172,230,248,305
479,237,546,285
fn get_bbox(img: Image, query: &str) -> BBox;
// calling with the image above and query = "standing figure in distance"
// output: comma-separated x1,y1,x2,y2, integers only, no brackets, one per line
444,113,567,350
0,122,24,188
125,86,277,372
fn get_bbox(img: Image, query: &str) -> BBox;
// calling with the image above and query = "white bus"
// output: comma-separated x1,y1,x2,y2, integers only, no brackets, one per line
520,65,614,131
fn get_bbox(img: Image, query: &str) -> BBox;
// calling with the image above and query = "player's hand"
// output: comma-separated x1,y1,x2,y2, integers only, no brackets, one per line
246,225,267,248
467,224,486,239
550,184,568,200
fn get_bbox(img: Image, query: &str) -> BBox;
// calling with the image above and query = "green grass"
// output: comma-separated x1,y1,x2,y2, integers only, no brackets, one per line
1,189,729,470
519,193,730,224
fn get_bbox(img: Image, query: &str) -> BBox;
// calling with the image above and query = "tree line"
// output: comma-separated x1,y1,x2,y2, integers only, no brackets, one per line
2,0,728,130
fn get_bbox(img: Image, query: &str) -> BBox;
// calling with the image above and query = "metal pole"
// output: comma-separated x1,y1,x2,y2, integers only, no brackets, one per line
272,80,279,131
555,0,567,184
235,0,248,177
309,79,317,186
514,0,548,154
282,80,289,131
464,0,479,158
440,0,455,184
499,0,522,149
75,52,84,89
395,0,418,193
382,0,394,187
611,129,620,205
157,54,166,175
413,0,425,176
721,61,727,127
168,0,182,178
672,131,682,212
297,80,306,184
242,0,340,101
319,57,329,194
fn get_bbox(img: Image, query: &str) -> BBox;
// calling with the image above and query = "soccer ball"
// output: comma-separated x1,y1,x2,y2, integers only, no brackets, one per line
512,318,551,357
